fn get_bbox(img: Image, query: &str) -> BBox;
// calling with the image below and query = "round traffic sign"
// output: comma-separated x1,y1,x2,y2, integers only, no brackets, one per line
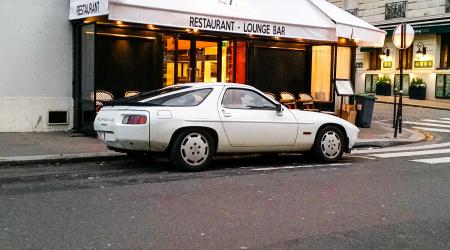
392,24,414,49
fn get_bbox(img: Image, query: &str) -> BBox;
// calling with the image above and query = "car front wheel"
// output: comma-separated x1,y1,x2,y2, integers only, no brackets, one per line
312,126,345,162
169,129,214,171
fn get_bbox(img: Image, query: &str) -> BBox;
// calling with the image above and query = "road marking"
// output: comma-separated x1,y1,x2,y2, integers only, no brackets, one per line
345,155,377,160
421,119,450,124
252,163,351,171
371,148,450,158
352,142,450,155
404,121,450,128
412,127,450,133
411,157,450,164
441,118,450,121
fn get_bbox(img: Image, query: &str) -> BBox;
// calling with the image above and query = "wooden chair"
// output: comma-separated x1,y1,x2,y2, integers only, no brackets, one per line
124,91,140,97
298,93,319,111
264,92,277,100
280,92,297,109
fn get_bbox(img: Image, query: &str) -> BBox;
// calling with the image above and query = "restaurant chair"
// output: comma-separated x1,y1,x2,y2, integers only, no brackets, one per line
298,93,319,111
264,92,277,100
125,91,140,97
90,90,114,112
280,92,297,109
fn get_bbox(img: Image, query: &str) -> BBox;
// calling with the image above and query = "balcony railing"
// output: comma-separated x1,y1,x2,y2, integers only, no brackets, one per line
385,1,407,20
346,8,359,16
446,0,450,13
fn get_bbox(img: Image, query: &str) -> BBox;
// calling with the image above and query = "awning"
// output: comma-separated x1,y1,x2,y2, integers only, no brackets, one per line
69,0,386,46
310,0,386,47
107,0,337,41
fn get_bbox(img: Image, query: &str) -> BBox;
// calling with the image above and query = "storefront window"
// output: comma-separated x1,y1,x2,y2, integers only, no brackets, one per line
369,48,382,70
394,74,410,95
436,74,450,98
365,74,379,93
336,46,351,79
311,46,332,101
236,41,247,84
222,41,234,83
163,36,175,86
440,34,450,69
398,46,413,70
178,39,191,83
196,41,218,82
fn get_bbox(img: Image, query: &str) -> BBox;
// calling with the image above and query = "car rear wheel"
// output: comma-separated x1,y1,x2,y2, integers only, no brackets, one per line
312,126,345,162
169,129,214,171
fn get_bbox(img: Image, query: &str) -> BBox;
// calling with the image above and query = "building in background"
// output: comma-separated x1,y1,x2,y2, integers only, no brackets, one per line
0,0,73,132
329,0,450,100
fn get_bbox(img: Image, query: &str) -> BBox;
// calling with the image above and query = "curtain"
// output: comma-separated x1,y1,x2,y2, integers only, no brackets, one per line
311,46,332,101
336,46,351,79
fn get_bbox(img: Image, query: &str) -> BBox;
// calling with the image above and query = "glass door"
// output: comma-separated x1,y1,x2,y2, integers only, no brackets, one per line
195,40,219,82
177,39,192,83
79,23,96,133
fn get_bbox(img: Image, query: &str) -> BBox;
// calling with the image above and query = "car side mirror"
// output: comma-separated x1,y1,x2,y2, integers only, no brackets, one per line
276,103,283,113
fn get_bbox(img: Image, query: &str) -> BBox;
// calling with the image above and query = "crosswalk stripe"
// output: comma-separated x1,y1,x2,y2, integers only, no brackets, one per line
404,121,450,128
411,157,450,164
441,118,450,121
352,142,450,155
412,127,450,133
371,148,450,158
421,119,450,124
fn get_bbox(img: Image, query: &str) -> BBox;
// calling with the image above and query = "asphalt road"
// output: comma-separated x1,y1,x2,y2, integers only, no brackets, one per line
0,104,449,249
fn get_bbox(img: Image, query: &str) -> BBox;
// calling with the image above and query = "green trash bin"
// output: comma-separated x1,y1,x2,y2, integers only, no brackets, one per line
355,94,376,128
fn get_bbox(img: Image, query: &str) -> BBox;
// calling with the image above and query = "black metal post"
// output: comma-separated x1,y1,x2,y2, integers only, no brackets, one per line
394,23,406,138
393,90,397,128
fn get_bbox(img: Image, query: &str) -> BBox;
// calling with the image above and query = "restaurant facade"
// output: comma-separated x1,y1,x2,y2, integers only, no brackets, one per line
0,0,385,132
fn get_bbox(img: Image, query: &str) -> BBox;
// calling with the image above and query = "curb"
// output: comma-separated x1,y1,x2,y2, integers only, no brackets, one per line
354,122,427,148
376,100,450,111
0,152,127,166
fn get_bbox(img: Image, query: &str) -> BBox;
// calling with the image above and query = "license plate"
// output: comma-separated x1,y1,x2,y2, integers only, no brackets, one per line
99,131,115,142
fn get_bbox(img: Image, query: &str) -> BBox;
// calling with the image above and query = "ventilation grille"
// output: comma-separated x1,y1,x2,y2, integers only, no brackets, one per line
48,111,68,125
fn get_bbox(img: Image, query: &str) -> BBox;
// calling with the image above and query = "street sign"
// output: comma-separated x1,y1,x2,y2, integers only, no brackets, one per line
392,24,414,49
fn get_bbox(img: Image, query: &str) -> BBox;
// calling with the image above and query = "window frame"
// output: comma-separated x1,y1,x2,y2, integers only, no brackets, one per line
439,34,450,69
221,88,277,110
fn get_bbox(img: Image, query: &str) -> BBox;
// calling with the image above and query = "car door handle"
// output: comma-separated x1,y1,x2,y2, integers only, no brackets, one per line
222,110,232,117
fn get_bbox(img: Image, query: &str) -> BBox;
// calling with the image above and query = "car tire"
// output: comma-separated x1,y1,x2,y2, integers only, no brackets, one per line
169,129,215,171
312,126,345,163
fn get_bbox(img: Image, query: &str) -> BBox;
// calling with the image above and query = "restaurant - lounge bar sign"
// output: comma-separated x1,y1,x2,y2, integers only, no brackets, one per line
189,16,287,36
69,0,109,20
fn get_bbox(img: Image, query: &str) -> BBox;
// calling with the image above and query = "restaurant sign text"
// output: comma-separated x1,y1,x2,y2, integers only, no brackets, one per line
69,0,109,20
189,16,286,36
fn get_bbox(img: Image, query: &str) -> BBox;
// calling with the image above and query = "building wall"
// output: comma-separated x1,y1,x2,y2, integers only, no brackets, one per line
0,0,73,132
329,0,450,100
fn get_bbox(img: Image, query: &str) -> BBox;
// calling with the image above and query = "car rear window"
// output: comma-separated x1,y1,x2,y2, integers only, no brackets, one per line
145,88,213,106
122,85,192,102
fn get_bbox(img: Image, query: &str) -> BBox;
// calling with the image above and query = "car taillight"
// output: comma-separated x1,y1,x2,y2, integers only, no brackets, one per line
122,115,147,125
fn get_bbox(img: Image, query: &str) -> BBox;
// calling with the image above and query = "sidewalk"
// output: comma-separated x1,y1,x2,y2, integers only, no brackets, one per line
0,121,425,166
0,132,125,165
376,95,450,111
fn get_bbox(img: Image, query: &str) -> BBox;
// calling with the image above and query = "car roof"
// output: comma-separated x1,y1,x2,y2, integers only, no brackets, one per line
177,83,255,89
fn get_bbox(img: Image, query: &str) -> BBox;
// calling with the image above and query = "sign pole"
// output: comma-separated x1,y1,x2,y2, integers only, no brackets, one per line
392,23,413,138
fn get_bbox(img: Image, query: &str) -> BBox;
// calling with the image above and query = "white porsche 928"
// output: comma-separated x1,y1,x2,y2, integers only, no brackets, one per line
94,83,359,171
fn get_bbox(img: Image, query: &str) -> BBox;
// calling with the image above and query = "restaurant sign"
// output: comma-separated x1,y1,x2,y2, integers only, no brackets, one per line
69,0,109,20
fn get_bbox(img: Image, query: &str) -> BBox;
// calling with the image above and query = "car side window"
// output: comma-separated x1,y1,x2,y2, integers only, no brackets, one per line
222,89,276,110
146,88,212,106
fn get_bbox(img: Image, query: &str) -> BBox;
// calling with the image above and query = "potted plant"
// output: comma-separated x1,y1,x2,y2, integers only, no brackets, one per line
409,78,427,100
375,76,392,96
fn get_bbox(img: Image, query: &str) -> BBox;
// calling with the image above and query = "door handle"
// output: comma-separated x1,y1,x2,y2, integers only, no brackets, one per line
222,110,232,117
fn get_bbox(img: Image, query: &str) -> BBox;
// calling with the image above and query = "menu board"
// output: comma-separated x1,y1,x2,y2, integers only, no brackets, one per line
335,80,354,96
